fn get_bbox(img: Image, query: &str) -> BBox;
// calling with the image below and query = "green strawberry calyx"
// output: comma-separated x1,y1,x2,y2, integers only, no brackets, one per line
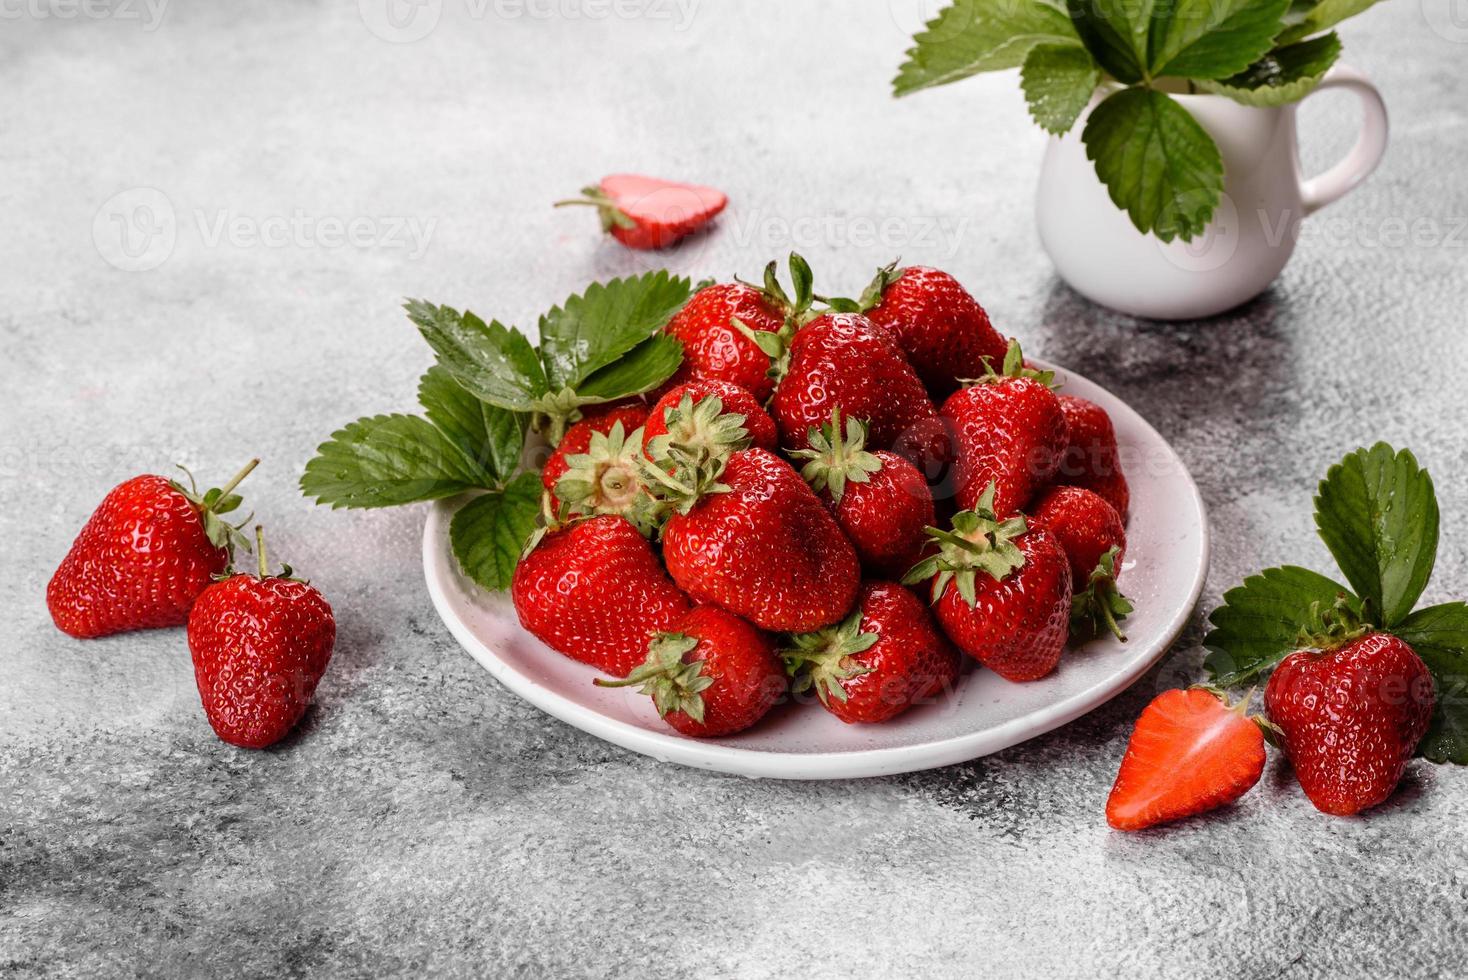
552,186,638,234
594,632,714,724
820,258,903,314
902,482,1028,606
961,339,1056,389
1071,545,1134,642
732,252,819,383
172,457,259,557
1294,593,1372,652
788,406,883,504
554,421,665,536
646,394,752,477
781,608,878,705
639,408,748,517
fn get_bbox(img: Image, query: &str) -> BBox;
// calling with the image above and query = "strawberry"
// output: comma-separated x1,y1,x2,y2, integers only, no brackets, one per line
1056,394,1129,522
541,402,650,503
512,515,691,677
550,421,664,535
1265,631,1434,816
790,408,934,578
554,174,726,250
939,340,1066,516
663,257,814,402
856,263,1009,397
783,581,961,724
187,528,336,749
771,312,950,478
650,446,859,633
1030,485,1132,641
48,460,259,639
643,380,778,457
595,605,784,737
1106,688,1267,831
904,484,1071,681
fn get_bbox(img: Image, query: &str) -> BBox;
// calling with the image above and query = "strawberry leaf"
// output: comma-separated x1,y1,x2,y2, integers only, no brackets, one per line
1081,87,1224,242
449,473,543,592
1392,602,1468,764
536,271,692,392
1148,0,1291,80
1064,0,1150,83
893,0,1079,96
574,333,684,403
1020,42,1100,135
1195,33,1341,107
300,414,498,509
1314,443,1439,628
1203,565,1359,686
408,301,548,412
417,366,527,484
1277,0,1380,43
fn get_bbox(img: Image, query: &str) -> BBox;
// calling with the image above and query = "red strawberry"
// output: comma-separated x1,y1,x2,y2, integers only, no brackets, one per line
1030,485,1132,640
1106,688,1267,831
940,341,1066,516
783,581,961,724
858,263,1009,397
1056,394,1129,522
1265,632,1434,816
512,515,691,677
772,312,950,478
663,257,814,402
653,447,859,633
644,379,778,456
905,484,1071,681
548,420,664,535
47,460,258,639
187,528,336,749
595,606,784,737
542,403,650,501
790,408,934,578
555,174,726,250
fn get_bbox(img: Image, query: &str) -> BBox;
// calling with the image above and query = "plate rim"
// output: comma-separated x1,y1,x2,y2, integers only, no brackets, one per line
422,360,1210,780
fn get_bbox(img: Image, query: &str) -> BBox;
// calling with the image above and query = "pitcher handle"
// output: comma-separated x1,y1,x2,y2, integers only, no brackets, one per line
1298,65,1389,216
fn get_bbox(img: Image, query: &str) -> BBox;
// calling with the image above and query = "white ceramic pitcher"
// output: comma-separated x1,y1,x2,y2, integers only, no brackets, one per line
1035,66,1388,320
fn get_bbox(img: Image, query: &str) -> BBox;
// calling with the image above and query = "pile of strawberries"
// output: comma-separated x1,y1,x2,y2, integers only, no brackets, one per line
46,462,336,749
513,257,1135,736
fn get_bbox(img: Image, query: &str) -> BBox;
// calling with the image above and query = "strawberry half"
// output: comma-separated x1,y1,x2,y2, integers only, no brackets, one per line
556,174,726,250
1106,688,1267,831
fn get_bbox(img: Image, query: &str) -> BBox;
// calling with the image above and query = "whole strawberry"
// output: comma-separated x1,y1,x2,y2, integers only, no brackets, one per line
905,483,1072,681
541,402,650,503
772,311,950,477
940,340,1067,516
555,174,726,250
1265,631,1434,816
790,408,934,578
512,515,691,677
1030,485,1132,640
551,420,663,535
1056,394,1129,521
187,528,336,749
643,380,778,457
48,460,259,639
652,447,859,633
784,581,961,724
857,263,1009,397
595,606,784,737
663,257,814,402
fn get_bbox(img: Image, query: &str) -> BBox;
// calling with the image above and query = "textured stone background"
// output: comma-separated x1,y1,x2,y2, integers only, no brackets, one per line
4,1,1467,976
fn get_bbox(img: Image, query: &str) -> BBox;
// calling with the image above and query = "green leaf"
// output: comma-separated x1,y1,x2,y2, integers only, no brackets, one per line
407,300,548,412
300,414,496,509
575,334,684,402
1203,565,1357,685
536,271,692,391
1020,43,1101,135
1314,443,1439,628
1066,0,1153,83
449,472,544,591
1196,32,1341,106
1148,0,1291,79
417,366,527,484
893,0,1079,96
1081,87,1224,242
1277,0,1379,43
1392,603,1468,764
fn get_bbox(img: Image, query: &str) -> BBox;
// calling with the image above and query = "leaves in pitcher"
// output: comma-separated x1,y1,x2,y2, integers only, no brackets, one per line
1196,32,1341,107
893,0,1079,96
1020,43,1100,135
1148,0,1292,80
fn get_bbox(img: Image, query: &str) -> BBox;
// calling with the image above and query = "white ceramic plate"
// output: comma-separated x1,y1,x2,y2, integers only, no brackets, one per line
423,360,1209,779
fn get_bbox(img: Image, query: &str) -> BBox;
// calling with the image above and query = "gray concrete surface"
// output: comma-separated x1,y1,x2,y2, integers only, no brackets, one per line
4,1,1468,976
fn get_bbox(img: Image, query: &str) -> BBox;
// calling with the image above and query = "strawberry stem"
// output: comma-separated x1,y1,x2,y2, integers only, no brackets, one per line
255,525,268,580
209,458,260,513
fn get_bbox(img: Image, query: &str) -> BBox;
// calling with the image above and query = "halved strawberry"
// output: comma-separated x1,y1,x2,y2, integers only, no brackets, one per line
555,174,727,250
1106,688,1266,831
